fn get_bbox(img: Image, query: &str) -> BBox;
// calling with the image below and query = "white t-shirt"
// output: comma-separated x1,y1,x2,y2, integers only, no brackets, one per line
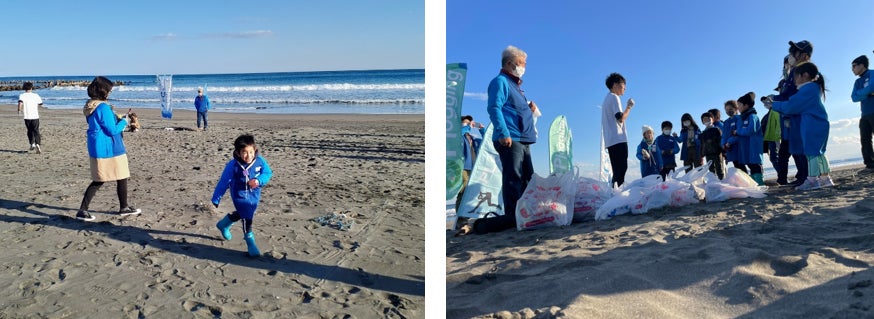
601,92,627,147
19,92,43,120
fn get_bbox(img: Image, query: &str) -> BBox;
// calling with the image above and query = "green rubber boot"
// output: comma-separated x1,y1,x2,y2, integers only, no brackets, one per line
244,232,261,257
751,173,765,186
216,215,235,241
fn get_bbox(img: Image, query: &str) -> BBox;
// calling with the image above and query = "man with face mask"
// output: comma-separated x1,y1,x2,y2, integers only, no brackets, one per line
766,40,812,187
474,45,539,234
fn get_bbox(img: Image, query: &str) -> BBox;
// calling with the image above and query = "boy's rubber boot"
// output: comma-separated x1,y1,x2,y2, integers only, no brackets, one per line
244,232,261,257
752,173,765,186
216,215,235,241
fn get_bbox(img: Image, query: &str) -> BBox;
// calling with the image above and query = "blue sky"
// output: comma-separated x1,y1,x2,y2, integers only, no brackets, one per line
448,0,874,179
0,0,423,76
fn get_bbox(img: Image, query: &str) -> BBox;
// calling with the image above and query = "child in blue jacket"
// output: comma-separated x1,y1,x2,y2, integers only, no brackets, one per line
678,113,702,172
655,121,680,180
733,92,764,185
766,62,834,190
636,125,663,178
213,134,274,257
722,100,742,173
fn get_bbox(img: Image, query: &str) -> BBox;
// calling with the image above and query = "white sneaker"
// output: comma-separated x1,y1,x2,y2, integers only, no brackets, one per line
29,144,35,151
35,144,41,154
795,177,821,191
819,176,835,188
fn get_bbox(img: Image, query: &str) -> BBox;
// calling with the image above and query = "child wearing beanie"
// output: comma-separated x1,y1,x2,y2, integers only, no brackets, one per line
732,92,765,185
636,125,663,178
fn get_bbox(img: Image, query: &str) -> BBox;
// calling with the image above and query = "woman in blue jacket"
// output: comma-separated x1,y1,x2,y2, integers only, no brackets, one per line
733,92,764,185
75,76,141,221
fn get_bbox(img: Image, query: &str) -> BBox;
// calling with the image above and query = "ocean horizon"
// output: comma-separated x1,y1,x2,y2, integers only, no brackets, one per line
1,69,424,115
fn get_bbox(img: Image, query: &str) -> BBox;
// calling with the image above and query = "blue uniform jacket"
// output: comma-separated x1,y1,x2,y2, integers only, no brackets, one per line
735,108,764,165
195,95,211,112
722,115,739,162
655,133,680,168
487,73,536,143
771,82,830,156
679,127,701,161
86,102,128,159
774,66,803,153
636,140,663,177
212,154,274,219
852,70,874,116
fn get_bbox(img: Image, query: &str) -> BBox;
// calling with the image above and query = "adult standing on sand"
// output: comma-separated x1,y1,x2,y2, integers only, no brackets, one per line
768,40,813,187
473,45,538,234
75,76,141,221
851,55,874,172
17,82,44,153
601,73,635,188
195,87,211,131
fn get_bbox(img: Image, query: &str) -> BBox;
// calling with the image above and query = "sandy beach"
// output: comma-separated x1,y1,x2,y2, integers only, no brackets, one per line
0,106,424,318
447,167,874,318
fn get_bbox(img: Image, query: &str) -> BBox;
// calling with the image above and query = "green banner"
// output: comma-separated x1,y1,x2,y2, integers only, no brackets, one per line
549,115,573,175
446,63,468,200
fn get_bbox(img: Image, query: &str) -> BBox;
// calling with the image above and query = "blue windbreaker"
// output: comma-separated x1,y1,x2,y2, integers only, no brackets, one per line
722,115,739,162
735,108,763,165
86,102,128,159
852,69,874,116
195,95,211,112
487,72,536,143
636,139,663,177
655,133,680,168
771,82,829,156
212,154,274,219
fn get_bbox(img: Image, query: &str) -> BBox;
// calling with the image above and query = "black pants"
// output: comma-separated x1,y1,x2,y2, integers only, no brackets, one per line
24,119,40,145
607,142,628,187
227,212,254,233
860,114,874,168
659,165,676,181
737,164,763,175
705,154,725,179
474,141,533,234
733,161,749,174
777,139,808,182
79,178,129,211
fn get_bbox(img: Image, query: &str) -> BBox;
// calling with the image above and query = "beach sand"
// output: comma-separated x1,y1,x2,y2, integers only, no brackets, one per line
0,106,424,318
447,167,874,318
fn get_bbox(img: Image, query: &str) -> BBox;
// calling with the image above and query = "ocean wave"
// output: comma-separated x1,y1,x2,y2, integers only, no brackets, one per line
47,83,425,92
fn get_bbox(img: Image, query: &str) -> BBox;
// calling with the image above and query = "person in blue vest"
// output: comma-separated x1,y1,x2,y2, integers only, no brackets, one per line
195,87,211,131
474,45,538,234
852,55,874,172
213,134,274,256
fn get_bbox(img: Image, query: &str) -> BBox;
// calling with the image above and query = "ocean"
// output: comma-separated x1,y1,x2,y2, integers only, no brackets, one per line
0,69,424,114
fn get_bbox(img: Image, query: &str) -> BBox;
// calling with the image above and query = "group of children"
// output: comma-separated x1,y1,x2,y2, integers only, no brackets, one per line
636,62,833,191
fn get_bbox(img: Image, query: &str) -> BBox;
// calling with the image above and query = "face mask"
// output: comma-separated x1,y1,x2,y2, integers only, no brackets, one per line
512,65,526,78
683,121,690,127
788,54,797,66
663,129,671,135
703,120,713,127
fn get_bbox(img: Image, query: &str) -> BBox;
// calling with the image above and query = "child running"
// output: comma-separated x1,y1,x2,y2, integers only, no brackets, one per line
765,62,834,190
212,134,274,257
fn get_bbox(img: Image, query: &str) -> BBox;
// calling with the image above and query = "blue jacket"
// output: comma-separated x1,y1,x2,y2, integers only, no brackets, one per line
86,102,129,159
735,108,764,165
678,127,701,162
636,139,663,177
774,66,803,153
487,72,536,143
722,115,740,162
461,126,475,170
212,154,273,219
772,82,830,156
195,95,211,112
852,70,874,116
655,133,680,168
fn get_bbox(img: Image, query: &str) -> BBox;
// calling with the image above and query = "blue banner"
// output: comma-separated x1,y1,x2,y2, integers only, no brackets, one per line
157,74,173,119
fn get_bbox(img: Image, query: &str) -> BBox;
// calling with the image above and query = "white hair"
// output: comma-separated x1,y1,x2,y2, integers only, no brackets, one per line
501,45,527,66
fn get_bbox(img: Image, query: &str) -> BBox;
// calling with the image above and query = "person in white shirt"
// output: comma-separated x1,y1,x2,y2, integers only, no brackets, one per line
18,82,44,153
601,73,635,187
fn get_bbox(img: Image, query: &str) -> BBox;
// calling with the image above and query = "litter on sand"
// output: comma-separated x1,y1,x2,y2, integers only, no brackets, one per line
313,212,355,231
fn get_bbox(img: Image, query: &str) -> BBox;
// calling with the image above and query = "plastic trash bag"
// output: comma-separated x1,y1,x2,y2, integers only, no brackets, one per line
516,171,576,230
573,177,613,223
704,182,767,202
722,167,759,188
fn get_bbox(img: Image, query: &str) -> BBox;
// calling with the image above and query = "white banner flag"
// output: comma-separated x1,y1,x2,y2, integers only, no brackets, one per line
157,74,173,119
